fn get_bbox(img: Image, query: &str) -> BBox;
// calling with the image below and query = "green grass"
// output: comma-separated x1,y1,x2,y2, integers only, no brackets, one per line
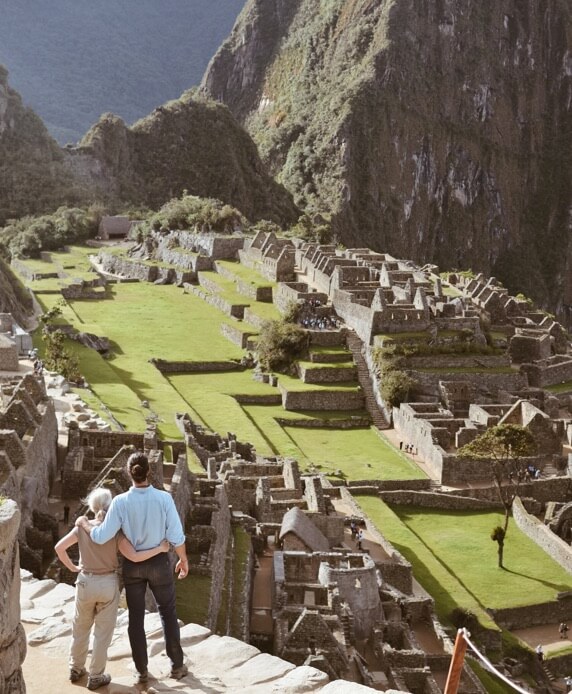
278,373,360,392
545,381,572,394
357,498,572,631
469,660,515,694
175,573,212,626
16,257,56,272
168,371,277,454
186,446,205,475
215,260,276,288
284,427,425,480
199,270,281,321
50,283,247,437
396,506,572,608
355,497,499,631
297,360,355,370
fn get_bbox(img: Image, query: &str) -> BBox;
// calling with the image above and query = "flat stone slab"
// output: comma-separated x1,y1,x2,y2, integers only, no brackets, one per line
224,652,295,687
21,606,63,624
20,579,57,602
32,582,75,610
319,682,395,693
186,635,260,672
27,619,72,645
270,665,329,692
179,623,211,647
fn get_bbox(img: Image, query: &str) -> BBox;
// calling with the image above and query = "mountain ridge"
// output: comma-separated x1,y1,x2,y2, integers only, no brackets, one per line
0,0,245,143
202,0,572,314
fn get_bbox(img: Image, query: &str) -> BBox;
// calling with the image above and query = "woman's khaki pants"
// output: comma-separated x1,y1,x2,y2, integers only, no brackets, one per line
69,572,120,676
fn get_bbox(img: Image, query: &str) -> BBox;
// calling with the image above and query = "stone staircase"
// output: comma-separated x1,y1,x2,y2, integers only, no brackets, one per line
346,332,389,429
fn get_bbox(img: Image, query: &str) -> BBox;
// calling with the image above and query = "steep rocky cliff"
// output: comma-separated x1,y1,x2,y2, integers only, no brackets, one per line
65,91,298,224
202,0,572,313
0,66,82,224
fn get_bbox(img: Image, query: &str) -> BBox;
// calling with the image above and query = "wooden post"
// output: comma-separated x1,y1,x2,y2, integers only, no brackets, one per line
444,629,468,694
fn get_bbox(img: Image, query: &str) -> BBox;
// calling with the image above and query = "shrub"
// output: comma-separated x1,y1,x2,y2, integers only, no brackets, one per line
256,319,309,373
0,205,103,259
282,300,302,324
379,369,415,408
138,194,245,236
42,329,81,382
450,607,478,632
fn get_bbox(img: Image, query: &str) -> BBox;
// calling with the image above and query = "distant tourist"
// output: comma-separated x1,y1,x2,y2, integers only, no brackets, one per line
56,487,169,690
536,644,544,662
356,529,364,551
560,622,569,640
350,520,357,540
77,452,189,685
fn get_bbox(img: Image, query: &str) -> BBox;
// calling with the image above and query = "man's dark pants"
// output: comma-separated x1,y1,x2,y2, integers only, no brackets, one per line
122,553,184,674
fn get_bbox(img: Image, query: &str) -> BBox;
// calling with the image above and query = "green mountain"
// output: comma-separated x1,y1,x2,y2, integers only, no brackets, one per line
0,65,296,227
66,91,298,223
202,0,572,313
0,0,245,143
0,66,85,224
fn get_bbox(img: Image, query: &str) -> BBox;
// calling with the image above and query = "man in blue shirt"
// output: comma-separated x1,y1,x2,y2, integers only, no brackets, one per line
78,452,189,684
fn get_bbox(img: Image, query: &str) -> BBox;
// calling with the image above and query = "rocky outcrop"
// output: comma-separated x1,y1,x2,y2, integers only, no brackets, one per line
202,0,572,315
19,570,388,692
0,500,26,694
64,92,299,225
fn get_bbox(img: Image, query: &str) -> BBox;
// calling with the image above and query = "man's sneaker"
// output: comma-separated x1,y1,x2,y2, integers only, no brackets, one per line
136,671,149,684
87,673,111,690
170,664,188,680
69,668,87,682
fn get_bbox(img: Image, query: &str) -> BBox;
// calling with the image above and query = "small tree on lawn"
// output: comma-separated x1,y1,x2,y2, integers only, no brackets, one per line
458,424,537,568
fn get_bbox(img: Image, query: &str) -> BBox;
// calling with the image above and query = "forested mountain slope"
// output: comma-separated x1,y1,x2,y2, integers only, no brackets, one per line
0,0,245,143
202,0,572,314
0,66,84,224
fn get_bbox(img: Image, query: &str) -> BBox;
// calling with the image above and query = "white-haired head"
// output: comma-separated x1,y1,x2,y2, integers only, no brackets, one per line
83,488,112,521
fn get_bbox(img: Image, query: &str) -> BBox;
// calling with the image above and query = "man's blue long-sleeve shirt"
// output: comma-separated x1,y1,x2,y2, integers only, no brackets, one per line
90,485,185,550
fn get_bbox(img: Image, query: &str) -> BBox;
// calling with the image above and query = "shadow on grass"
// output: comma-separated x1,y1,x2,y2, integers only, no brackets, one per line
502,566,571,593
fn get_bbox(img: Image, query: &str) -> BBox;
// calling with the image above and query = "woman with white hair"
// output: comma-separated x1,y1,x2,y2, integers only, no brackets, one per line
55,487,170,691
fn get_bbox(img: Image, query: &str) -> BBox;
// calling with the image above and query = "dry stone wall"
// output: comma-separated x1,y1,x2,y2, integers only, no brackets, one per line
512,497,572,574
280,387,365,411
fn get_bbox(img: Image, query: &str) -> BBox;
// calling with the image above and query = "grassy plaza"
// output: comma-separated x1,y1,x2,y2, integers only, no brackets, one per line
356,497,572,628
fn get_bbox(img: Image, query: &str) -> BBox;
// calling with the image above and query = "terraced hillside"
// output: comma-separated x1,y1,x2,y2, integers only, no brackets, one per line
17,244,424,483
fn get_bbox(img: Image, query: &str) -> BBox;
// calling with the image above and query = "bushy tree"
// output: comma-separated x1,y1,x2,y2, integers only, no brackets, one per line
40,301,81,382
256,319,309,373
458,424,537,568
379,370,415,408
0,205,103,259
145,194,245,234
289,213,332,244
